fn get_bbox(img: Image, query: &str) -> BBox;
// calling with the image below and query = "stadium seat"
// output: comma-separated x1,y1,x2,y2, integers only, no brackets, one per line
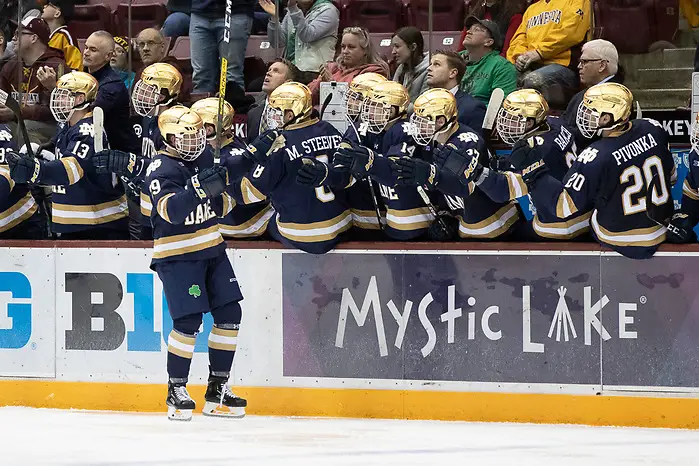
87,0,121,11
422,31,461,54
244,56,267,90
344,0,405,33
651,0,680,45
68,5,113,39
593,0,654,53
78,39,87,53
408,0,465,31
246,36,280,64
113,3,168,37
370,33,395,61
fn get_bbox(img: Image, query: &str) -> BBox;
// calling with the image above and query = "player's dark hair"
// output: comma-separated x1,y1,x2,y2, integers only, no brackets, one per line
435,50,466,83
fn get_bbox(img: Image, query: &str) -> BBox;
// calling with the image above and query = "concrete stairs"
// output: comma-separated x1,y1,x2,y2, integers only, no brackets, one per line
622,31,696,110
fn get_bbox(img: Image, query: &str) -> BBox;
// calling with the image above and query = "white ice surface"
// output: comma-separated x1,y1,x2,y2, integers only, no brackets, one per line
1,407,699,466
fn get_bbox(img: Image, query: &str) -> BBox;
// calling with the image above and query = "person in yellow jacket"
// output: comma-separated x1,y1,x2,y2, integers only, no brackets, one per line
42,0,83,70
507,0,590,108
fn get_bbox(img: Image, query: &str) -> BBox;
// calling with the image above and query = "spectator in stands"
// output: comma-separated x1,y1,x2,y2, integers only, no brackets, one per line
262,0,340,83
111,36,135,91
507,0,589,109
0,31,6,73
41,0,82,70
162,0,191,40
82,31,139,153
247,58,300,141
458,0,527,58
308,26,389,105
190,0,253,94
561,39,621,149
136,28,168,67
392,26,430,107
0,17,66,144
426,50,486,133
460,17,517,105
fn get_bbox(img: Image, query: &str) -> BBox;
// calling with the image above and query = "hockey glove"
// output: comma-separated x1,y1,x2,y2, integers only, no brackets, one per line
245,130,280,164
189,166,229,200
436,144,484,186
392,157,440,188
427,213,458,241
6,151,40,184
509,137,548,184
94,150,145,178
296,157,329,187
666,212,697,244
334,142,375,177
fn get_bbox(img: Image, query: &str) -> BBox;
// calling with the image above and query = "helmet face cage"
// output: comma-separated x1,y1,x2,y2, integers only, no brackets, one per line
132,80,161,117
691,119,699,152
171,127,206,161
266,107,284,130
576,103,601,139
50,87,77,123
361,99,392,134
496,107,528,146
344,87,365,119
410,113,436,146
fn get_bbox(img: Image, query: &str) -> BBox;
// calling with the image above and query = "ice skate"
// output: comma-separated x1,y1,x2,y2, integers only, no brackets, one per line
202,375,247,418
166,382,195,421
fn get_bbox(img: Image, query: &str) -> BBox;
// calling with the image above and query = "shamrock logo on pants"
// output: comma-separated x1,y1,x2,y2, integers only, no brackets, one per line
188,284,201,298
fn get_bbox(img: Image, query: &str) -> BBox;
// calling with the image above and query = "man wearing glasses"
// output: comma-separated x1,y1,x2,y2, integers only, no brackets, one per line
0,17,66,145
561,39,620,150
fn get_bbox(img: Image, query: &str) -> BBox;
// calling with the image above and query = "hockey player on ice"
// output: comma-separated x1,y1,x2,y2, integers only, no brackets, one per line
144,105,246,420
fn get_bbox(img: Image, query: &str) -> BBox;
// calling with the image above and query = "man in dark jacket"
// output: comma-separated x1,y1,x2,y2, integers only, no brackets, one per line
561,39,621,151
0,17,66,144
82,30,139,154
426,50,486,135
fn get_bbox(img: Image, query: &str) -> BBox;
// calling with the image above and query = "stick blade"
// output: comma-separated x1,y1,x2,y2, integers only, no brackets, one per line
483,87,505,131
645,173,673,227
93,106,104,153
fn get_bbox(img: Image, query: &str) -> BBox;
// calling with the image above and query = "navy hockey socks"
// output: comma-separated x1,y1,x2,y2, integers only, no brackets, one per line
209,301,242,377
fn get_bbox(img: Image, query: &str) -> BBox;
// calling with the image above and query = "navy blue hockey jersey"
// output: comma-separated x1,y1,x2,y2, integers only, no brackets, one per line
433,125,521,239
679,147,699,223
362,118,436,240
37,115,128,234
528,119,674,258
139,116,165,220
219,140,273,238
230,118,351,254
0,125,38,234
146,149,233,265
342,121,384,231
477,117,589,239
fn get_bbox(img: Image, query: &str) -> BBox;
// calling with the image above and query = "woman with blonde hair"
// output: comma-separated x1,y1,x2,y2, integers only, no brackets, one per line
308,26,390,105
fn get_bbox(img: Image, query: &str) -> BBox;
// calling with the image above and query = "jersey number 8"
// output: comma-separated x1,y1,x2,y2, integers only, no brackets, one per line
315,155,335,203
620,155,669,216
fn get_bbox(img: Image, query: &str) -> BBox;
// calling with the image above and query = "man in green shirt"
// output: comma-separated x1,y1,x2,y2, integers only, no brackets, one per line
459,17,517,105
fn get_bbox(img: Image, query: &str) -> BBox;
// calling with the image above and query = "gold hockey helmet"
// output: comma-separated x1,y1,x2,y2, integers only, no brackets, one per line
576,82,633,139
496,89,549,145
132,62,183,117
691,112,699,152
345,72,388,119
158,105,206,161
266,82,312,129
361,81,410,134
50,71,99,123
410,88,458,146
191,97,235,140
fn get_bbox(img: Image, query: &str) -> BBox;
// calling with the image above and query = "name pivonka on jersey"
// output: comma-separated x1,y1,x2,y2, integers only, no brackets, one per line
609,133,659,166
284,135,344,160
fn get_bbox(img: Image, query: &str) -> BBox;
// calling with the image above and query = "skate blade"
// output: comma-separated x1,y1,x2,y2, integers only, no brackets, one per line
167,406,193,421
202,401,246,418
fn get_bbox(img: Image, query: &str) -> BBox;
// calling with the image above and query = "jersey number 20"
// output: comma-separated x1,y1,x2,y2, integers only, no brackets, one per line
620,156,669,216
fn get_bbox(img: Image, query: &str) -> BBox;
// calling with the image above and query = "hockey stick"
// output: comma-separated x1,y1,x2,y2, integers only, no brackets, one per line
645,173,673,228
0,89,35,158
346,114,384,231
93,106,104,153
484,88,505,131
215,0,233,166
